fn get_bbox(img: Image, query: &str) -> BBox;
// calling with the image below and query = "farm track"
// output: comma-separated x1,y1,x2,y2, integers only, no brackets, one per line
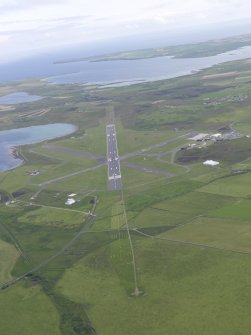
16,200,90,215
0,222,30,263
0,198,99,290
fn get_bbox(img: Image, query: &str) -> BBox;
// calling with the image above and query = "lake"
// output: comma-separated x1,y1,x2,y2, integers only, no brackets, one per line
0,92,43,105
46,46,251,86
0,123,76,172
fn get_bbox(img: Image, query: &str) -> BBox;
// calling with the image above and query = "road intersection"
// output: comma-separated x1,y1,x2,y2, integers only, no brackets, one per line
38,132,192,187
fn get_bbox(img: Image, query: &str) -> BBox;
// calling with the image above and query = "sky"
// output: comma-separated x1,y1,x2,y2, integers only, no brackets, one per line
1,0,251,63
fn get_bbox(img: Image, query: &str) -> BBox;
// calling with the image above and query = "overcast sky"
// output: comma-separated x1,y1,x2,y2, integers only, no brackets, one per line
1,0,251,63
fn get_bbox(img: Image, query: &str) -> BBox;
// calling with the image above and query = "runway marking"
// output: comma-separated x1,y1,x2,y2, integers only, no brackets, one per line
106,124,122,191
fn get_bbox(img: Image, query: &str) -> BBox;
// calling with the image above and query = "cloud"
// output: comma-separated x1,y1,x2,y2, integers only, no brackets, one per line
0,34,10,43
1,0,251,63
0,0,68,13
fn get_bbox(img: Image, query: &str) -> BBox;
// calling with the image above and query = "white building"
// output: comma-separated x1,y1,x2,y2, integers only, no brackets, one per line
203,160,220,166
65,198,76,205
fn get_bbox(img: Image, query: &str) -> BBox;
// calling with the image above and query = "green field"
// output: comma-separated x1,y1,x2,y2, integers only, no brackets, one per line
198,172,251,196
56,238,251,335
18,207,86,228
162,216,251,252
2,37,251,334
211,199,251,220
0,284,61,335
130,191,234,228
0,239,19,282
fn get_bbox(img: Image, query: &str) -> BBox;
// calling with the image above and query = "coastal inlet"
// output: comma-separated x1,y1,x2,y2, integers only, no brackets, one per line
0,123,76,172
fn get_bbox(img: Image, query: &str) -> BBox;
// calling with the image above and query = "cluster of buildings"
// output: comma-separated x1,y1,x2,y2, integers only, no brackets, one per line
179,130,246,167
203,94,248,106
188,131,242,142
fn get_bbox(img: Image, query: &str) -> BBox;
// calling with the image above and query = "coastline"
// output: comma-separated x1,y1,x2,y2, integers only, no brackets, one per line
46,46,251,86
0,123,77,172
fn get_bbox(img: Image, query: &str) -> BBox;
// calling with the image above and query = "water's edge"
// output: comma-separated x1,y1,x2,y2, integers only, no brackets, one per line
0,123,77,172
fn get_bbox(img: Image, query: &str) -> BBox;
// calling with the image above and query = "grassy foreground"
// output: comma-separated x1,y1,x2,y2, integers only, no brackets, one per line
2,42,251,334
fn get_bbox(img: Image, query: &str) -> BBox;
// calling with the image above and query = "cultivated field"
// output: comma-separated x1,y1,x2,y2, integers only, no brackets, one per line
2,41,251,334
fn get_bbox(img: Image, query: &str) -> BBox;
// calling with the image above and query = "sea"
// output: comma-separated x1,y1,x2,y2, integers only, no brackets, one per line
1,22,251,84
1,24,251,171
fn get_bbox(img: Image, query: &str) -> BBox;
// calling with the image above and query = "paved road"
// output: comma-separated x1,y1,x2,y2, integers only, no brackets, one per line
106,124,122,191
38,163,105,187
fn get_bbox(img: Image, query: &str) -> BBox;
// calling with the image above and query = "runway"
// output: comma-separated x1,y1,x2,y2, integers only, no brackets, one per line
106,124,122,191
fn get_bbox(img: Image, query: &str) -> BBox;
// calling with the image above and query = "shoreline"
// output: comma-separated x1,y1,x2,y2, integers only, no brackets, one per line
46,46,251,87
0,123,77,173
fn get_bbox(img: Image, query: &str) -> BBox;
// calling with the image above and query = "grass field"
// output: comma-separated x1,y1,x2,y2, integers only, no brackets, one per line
0,284,61,335
162,216,251,252
125,155,187,175
18,207,86,228
198,171,251,196
211,199,251,220
130,191,234,228
3,40,251,334
56,237,251,335
111,202,125,229
0,239,19,282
